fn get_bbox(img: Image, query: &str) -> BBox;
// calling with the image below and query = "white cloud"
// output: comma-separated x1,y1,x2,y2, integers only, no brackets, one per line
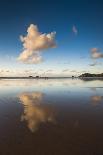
91,48,103,59
18,50,43,64
72,25,78,35
18,24,56,64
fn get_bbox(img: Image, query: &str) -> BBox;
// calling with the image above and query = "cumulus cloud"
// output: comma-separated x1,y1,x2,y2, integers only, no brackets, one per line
72,25,78,35
91,48,103,59
18,24,56,64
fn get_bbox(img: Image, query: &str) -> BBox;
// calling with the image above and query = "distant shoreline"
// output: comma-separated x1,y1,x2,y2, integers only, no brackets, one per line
0,77,103,79
0,73,103,79
79,73,103,78
0,77,74,79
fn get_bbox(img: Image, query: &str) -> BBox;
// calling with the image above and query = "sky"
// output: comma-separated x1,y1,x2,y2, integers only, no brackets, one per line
0,0,103,77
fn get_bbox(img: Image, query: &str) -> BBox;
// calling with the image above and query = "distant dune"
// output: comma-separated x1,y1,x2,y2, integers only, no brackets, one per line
79,73,103,78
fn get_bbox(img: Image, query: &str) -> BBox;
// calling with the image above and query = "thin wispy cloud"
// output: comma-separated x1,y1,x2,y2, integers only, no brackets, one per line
62,69,69,72
91,48,103,59
89,62,97,66
18,24,56,64
80,56,86,59
70,70,77,73
63,61,70,64
72,25,78,35
5,55,16,61
46,69,53,72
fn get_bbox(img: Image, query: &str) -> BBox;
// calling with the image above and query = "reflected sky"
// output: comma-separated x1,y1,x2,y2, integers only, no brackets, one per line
0,78,102,98
0,78,103,154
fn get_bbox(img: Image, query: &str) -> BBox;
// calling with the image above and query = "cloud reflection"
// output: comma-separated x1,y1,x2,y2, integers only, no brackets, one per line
91,95,103,106
19,92,55,132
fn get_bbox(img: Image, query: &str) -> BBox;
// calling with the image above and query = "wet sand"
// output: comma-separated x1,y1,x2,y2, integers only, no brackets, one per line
0,79,103,155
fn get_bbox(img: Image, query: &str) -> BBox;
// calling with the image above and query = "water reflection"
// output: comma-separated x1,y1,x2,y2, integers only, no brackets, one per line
91,95,103,106
19,92,56,132
0,79,103,154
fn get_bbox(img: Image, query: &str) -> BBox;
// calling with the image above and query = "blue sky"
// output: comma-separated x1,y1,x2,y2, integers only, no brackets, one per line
0,0,103,76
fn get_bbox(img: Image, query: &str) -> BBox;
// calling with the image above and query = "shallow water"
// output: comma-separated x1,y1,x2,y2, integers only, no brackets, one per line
0,78,103,155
